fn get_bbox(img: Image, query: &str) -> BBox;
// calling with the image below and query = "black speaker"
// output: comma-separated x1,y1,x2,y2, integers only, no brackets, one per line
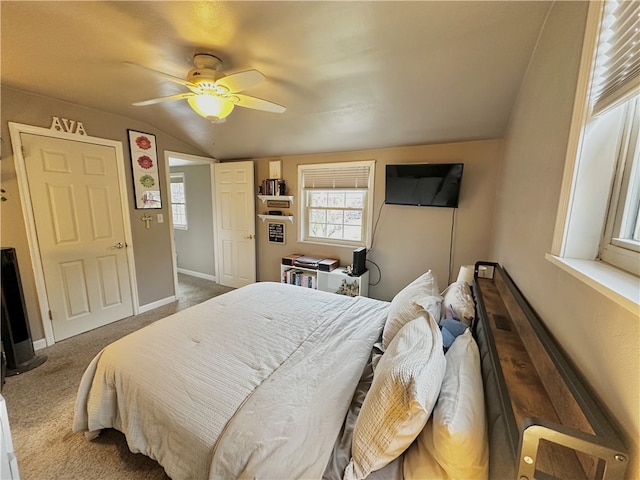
1,247,46,376
352,247,367,276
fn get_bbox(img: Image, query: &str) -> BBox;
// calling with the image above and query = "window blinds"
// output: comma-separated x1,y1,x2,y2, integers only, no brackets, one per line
591,0,640,116
301,162,372,189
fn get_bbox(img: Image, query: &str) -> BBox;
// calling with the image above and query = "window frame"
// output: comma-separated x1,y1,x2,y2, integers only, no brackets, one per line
549,0,639,313
600,98,640,274
170,172,188,230
298,160,375,248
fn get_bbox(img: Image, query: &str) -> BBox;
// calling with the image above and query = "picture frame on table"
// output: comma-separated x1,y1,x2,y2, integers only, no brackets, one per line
128,129,162,209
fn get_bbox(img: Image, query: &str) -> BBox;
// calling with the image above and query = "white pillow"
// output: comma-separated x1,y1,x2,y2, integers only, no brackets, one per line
343,314,446,480
382,270,441,349
403,330,488,480
415,296,442,330
441,281,475,326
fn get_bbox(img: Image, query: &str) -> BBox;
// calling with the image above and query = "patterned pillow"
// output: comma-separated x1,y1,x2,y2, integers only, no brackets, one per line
343,313,446,480
441,281,475,326
382,270,441,349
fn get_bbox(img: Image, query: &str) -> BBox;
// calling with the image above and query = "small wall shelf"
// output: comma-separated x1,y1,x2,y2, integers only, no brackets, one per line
258,214,294,223
258,195,294,204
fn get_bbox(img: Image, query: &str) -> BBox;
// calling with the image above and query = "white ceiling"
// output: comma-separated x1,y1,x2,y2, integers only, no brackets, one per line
1,1,551,160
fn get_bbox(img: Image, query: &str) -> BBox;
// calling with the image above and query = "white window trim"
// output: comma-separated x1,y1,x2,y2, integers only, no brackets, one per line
545,254,639,313
170,172,188,230
298,160,375,248
600,99,640,272
549,1,639,315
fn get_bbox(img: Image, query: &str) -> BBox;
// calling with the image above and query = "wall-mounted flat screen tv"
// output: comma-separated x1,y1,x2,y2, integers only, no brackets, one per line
385,163,464,208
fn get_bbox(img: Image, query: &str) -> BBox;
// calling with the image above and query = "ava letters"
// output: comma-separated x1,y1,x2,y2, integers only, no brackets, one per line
50,116,87,136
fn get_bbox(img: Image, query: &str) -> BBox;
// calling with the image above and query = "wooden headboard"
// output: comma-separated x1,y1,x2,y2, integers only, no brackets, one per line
472,262,629,480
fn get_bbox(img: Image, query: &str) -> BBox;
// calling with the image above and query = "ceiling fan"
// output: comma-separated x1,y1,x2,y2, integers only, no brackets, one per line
129,54,286,123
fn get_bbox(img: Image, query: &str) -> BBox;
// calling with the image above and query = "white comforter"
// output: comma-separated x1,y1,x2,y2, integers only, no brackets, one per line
74,282,389,480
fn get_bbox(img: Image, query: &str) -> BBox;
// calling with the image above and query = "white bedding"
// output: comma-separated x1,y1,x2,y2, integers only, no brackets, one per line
73,282,389,480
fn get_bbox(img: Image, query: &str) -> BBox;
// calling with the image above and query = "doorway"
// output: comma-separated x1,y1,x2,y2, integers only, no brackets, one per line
164,154,256,290
9,123,138,344
164,151,217,295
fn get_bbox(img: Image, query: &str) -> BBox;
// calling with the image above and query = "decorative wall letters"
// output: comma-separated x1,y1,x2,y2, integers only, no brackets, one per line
50,116,87,135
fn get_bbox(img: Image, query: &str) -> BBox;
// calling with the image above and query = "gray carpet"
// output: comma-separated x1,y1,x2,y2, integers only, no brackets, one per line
2,274,234,480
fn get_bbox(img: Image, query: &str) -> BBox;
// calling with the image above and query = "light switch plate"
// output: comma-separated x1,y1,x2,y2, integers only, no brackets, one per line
157,214,164,223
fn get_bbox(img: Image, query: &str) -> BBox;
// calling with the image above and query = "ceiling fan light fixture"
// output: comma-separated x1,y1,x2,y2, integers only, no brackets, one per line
187,94,235,121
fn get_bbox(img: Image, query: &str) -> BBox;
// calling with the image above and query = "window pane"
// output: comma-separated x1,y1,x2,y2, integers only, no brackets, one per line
343,225,362,241
327,225,344,239
310,191,328,207
327,209,344,224
327,192,345,207
309,209,326,223
170,183,185,204
345,192,364,208
172,204,186,226
309,223,326,237
619,130,639,242
345,210,362,225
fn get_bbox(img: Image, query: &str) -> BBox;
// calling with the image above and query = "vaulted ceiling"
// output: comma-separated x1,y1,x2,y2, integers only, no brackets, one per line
1,1,551,159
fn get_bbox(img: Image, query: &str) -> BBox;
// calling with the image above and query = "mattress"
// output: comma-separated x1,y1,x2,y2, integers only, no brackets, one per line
74,282,389,480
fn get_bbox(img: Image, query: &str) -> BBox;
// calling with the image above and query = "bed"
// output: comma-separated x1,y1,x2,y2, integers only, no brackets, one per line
73,265,629,480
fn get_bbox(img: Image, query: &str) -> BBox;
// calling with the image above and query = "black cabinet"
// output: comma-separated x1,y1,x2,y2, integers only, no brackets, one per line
1,247,46,377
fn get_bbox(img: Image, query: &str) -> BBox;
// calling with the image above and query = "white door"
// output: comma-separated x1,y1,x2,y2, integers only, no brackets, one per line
214,161,256,288
21,133,134,340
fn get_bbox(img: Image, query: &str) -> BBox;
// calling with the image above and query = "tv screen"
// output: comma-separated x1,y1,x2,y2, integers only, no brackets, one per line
385,163,463,208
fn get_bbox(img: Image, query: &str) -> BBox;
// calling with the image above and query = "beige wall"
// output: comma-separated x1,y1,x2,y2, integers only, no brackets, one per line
170,164,215,277
492,2,639,475
254,139,503,301
1,84,502,339
1,86,206,340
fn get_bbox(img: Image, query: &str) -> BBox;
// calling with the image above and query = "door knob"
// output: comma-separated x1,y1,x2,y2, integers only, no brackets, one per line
244,234,255,239
113,242,126,249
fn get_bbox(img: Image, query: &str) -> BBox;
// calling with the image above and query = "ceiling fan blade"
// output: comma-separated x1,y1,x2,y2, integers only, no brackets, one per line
216,70,265,93
132,92,195,107
124,62,199,91
234,93,286,113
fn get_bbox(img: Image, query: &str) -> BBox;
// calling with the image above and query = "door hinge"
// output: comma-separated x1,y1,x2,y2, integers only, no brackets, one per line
48,310,52,320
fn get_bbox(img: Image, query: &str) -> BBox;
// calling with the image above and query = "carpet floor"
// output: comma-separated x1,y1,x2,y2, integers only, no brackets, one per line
2,274,234,480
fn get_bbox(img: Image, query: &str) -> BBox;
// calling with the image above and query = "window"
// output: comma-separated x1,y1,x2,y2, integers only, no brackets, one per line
600,98,639,274
549,0,639,310
589,0,640,275
170,172,188,229
298,161,375,247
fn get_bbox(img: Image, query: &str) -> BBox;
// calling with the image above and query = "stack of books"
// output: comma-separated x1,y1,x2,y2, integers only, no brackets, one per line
282,268,317,288
260,178,286,196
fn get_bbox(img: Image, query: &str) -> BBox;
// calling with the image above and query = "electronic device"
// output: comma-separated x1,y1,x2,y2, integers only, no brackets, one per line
282,254,302,266
318,258,339,272
293,256,324,269
351,247,367,276
385,163,464,208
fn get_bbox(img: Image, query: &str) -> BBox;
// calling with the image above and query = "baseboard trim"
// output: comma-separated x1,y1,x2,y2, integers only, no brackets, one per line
138,295,176,313
33,338,48,351
177,268,217,282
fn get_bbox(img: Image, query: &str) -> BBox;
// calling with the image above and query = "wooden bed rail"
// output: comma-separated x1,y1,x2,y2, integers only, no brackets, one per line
472,262,629,480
